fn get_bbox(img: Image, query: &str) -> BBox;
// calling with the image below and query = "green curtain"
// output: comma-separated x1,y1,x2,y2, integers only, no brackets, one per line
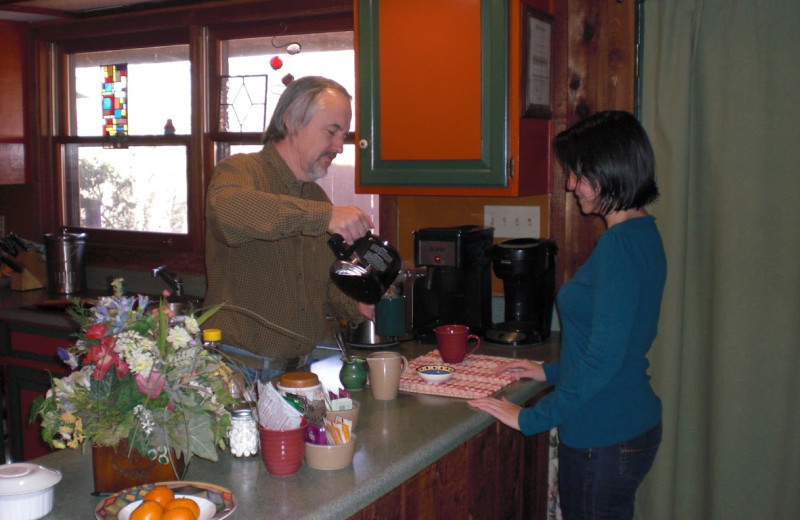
639,1,800,519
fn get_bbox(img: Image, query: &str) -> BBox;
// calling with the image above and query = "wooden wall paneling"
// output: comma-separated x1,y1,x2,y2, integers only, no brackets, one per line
550,0,636,285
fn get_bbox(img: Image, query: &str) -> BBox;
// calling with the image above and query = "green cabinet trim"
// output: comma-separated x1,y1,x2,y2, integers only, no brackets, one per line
356,0,509,188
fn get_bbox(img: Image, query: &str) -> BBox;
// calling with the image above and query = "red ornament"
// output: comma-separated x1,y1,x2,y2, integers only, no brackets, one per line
282,73,294,86
270,56,283,70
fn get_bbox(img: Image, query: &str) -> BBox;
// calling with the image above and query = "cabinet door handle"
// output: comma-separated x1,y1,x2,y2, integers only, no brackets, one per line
359,139,370,150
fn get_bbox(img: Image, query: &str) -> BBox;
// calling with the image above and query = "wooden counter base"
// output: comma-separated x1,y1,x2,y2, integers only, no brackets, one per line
350,392,551,520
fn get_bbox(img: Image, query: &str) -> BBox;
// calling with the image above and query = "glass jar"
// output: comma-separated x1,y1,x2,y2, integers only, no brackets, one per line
228,404,259,457
202,328,222,353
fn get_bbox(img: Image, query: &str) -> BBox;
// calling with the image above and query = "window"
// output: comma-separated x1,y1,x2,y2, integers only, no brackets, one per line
65,45,192,236
51,10,376,261
215,31,377,229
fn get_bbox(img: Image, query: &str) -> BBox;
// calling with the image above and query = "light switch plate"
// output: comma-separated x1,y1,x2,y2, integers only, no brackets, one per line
483,205,540,239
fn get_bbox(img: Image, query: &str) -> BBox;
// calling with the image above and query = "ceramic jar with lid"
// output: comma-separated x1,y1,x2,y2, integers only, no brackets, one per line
276,371,327,424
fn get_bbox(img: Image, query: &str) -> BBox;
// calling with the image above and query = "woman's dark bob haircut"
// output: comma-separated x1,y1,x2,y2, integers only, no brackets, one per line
553,110,659,214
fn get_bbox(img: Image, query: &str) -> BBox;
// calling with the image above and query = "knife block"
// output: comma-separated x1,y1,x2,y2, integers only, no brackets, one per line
10,249,47,291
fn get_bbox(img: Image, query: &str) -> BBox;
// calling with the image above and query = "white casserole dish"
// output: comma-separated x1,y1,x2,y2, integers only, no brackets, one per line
0,463,63,520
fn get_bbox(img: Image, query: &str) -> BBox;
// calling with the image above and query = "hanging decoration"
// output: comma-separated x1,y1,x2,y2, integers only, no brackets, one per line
271,22,302,55
269,21,301,80
101,63,129,149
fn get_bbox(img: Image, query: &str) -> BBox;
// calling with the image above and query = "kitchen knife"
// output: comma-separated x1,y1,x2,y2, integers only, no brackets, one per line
0,253,23,272
0,240,16,256
7,233,29,251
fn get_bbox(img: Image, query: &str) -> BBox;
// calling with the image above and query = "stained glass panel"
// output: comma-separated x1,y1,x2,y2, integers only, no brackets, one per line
102,63,128,148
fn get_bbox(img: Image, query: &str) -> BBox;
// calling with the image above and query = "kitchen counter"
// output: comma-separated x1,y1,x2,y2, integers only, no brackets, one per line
29,338,558,519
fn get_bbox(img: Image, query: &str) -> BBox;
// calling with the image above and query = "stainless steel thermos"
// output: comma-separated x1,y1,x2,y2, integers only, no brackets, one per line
44,230,87,294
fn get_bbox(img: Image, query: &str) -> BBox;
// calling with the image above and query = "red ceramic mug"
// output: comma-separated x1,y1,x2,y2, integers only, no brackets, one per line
434,324,481,363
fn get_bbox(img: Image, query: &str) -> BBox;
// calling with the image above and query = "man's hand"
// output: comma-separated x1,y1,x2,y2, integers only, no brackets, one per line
329,206,373,244
358,303,375,321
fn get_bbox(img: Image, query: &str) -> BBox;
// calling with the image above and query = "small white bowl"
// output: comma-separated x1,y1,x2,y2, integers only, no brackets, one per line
416,365,455,384
0,463,62,520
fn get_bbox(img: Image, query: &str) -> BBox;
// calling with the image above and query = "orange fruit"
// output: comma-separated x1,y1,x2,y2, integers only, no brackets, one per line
165,498,200,518
162,507,197,520
143,485,175,509
129,500,164,520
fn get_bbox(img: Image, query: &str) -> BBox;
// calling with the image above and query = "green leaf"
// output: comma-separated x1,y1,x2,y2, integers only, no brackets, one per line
195,301,225,326
176,414,218,462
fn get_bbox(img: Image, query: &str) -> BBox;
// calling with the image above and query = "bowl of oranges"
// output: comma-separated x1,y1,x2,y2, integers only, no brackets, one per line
97,482,236,520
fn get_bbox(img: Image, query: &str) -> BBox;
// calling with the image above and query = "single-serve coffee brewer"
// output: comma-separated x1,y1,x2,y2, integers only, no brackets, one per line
484,238,558,347
411,225,494,341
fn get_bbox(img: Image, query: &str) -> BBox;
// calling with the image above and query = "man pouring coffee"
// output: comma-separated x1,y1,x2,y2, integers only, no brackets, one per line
204,76,374,381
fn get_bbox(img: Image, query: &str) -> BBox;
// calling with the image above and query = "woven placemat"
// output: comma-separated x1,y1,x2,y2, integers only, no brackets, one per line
398,350,516,399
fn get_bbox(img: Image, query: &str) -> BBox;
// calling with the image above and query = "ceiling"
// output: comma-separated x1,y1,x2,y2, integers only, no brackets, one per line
0,0,215,23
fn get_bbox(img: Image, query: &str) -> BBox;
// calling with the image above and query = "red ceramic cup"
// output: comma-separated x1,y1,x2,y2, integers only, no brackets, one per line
434,324,481,363
258,418,308,476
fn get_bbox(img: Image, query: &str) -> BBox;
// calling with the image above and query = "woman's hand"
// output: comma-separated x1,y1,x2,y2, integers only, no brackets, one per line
467,397,522,431
494,359,547,382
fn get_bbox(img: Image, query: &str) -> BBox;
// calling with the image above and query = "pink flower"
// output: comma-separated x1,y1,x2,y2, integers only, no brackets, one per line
136,371,166,399
85,323,107,340
83,336,128,380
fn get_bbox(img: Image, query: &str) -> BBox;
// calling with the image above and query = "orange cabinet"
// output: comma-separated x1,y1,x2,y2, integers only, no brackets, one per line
0,21,28,185
354,0,553,196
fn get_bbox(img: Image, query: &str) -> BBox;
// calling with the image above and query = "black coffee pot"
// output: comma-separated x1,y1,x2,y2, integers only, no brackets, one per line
328,232,402,304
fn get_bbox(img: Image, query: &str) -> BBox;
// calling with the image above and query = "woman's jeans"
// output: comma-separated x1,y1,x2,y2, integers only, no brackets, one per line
558,422,662,520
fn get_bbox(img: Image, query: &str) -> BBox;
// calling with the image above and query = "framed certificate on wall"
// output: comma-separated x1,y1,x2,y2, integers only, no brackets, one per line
524,8,553,118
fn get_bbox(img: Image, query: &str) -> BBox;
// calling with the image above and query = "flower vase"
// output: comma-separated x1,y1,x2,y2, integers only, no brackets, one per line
92,440,185,493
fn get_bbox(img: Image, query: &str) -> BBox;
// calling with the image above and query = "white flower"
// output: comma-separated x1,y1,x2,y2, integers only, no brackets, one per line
114,331,157,375
167,325,194,350
183,316,200,335
53,366,93,409
133,405,155,436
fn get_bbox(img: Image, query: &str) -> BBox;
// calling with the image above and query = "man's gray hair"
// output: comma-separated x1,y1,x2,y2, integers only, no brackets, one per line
262,76,352,143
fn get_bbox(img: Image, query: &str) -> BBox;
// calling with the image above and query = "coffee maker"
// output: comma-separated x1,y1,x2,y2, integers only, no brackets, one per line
484,238,558,347
411,226,494,341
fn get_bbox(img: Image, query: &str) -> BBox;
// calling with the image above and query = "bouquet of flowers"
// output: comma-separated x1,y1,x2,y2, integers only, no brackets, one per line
32,278,237,465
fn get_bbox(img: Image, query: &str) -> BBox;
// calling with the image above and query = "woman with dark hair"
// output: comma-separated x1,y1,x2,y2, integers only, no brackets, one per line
469,111,666,520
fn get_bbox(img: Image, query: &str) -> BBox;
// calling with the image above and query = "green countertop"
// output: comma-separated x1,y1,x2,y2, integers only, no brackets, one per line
30,339,558,519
